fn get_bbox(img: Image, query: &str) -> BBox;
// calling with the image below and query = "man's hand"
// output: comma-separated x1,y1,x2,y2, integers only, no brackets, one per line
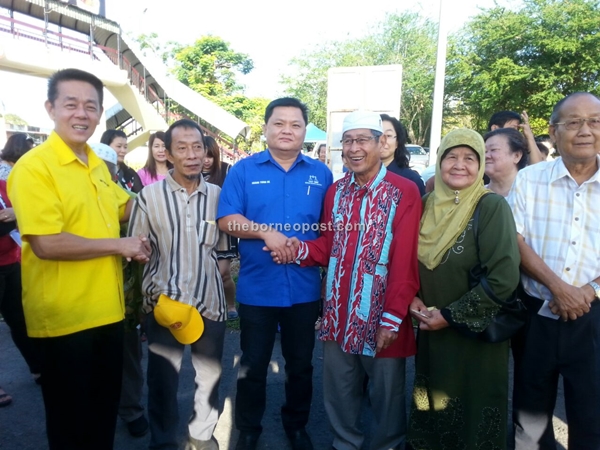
0,207,16,222
263,232,299,264
120,235,151,263
549,282,593,321
375,328,397,353
519,111,535,141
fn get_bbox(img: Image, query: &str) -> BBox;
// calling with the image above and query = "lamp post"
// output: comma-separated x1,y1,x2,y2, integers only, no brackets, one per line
428,0,449,166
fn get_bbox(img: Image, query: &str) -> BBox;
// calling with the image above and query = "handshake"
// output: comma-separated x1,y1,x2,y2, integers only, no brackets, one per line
262,230,301,264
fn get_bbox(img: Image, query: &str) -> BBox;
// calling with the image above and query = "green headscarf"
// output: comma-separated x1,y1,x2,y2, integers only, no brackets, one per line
418,129,489,270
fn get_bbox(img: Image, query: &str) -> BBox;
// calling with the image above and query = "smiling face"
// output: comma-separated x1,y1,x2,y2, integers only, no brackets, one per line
263,106,306,156
550,94,600,166
152,137,167,163
167,126,205,183
45,80,102,153
380,120,396,164
342,128,383,186
109,136,128,164
485,134,521,182
440,146,480,191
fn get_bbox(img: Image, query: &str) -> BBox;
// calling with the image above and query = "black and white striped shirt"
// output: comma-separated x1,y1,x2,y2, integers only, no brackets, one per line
129,172,228,321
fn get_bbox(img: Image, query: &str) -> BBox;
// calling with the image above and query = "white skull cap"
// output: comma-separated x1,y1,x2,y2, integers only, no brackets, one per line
89,143,117,165
342,110,383,134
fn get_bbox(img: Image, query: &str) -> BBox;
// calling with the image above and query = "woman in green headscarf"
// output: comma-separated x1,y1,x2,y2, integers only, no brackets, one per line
407,129,520,450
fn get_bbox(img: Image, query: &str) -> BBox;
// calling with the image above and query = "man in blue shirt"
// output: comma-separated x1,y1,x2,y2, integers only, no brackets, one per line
218,97,332,450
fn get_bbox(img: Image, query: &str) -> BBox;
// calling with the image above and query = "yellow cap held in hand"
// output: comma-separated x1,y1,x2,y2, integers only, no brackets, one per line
154,294,204,344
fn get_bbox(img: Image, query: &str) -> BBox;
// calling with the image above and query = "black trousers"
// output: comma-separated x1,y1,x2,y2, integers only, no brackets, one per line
39,321,124,450
235,300,320,434
512,296,600,450
0,262,41,374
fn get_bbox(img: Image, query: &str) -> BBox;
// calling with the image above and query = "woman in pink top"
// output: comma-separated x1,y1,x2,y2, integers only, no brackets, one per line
137,131,172,186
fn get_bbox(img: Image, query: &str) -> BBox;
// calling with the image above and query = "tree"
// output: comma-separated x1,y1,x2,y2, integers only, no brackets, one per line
282,12,438,145
173,36,254,101
445,0,600,132
4,113,28,127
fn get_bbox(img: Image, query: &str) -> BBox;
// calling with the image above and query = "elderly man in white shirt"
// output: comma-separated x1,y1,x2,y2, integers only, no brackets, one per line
508,92,600,450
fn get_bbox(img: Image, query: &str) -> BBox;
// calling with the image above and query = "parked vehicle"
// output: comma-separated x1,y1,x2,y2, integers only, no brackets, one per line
407,144,429,174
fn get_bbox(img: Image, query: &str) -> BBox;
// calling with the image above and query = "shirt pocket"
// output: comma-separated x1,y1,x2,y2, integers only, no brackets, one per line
197,220,219,247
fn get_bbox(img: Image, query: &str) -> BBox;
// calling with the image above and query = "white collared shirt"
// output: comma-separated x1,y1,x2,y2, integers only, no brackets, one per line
507,156,600,305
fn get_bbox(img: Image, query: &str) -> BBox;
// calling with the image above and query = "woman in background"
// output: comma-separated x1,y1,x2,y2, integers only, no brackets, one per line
101,129,143,194
380,114,425,196
484,128,528,197
202,136,239,320
0,133,34,181
138,131,172,186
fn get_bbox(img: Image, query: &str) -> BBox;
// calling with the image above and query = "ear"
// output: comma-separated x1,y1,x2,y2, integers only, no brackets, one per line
45,100,55,120
513,151,523,164
262,123,267,136
166,151,175,165
379,134,387,147
490,125,499,131
548,125,557,144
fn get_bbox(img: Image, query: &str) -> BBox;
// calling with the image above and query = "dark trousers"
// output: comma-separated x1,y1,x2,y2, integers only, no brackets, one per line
235,300,320,434
39,321,124,450
512,299,600,450
0,262,41,374
118,327,145,423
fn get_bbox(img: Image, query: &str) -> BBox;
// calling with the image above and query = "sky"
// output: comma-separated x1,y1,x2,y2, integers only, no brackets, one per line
0,0,516,128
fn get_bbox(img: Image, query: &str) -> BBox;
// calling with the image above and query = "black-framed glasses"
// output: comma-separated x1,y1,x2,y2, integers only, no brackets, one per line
552,117,600,131
340,136,376,147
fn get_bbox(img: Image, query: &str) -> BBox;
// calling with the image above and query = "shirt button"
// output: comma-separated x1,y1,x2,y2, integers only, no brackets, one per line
572,241,576,245
566,267,571,272
575,217,580,221
576,193,580,197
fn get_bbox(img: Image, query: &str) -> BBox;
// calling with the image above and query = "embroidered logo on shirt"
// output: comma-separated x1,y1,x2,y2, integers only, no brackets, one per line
305,175,322,186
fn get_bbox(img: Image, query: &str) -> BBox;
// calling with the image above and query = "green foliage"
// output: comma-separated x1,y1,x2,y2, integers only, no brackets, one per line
446,0,600,132
4,113,28,127
282,12,437,145
173,36,253,100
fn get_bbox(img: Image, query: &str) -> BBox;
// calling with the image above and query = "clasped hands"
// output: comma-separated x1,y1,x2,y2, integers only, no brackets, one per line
122,235,151,263
549,282,596,321
262,230,300,264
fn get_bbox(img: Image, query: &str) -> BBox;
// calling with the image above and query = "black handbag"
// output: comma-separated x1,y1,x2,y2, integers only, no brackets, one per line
464,194,528,343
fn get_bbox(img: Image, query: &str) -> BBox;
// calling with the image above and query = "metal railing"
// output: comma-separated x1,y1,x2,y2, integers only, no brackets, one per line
0,13,240,157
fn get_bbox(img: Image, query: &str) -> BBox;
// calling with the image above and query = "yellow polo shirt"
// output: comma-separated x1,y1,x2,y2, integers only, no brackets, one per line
8,132,130,337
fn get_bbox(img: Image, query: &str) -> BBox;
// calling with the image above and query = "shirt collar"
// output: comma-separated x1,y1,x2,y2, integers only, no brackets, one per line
48,131,102,170
550,155,600,184
350,162,386,191
257,149,315,169
165,169,207,195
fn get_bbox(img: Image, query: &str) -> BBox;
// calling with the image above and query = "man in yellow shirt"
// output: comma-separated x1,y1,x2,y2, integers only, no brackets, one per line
8,68,150,450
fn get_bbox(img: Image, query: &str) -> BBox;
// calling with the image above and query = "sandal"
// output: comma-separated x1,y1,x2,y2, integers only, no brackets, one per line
0,387,13,407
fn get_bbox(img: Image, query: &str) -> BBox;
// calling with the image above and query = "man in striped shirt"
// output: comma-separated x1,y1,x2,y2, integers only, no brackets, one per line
129,119,228,450
508,92,600,449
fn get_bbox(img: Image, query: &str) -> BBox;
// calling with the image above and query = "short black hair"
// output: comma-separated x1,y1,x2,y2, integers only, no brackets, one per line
549,92,600,125
164,119,204,153
264,97,308,125
47,68,104,106
380,114,410,169
1,133,34,163
100,129,127,146
484,128,528,170
487,111,521,131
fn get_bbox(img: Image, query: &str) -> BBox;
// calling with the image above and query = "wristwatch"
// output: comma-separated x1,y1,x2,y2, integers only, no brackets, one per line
588,281,600,300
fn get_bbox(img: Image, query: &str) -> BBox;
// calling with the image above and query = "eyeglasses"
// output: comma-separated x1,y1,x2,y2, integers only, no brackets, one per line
384,134,397,141
552,117,600,131
340,136,376,147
